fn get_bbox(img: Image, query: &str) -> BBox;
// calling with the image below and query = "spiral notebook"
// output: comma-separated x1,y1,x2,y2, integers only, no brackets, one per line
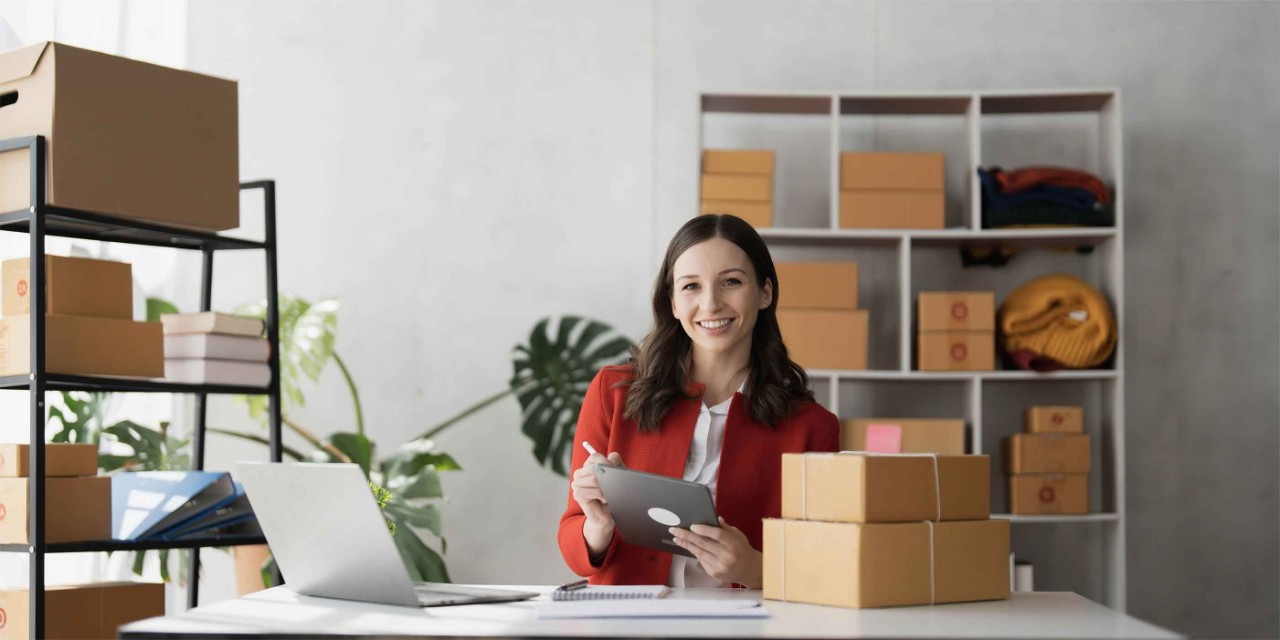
551,585,670,601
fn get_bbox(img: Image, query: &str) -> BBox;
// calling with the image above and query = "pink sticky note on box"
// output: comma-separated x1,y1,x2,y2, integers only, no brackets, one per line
864,424,903,453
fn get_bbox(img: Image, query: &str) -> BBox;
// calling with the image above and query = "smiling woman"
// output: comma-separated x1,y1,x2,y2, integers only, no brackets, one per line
558,214,839,589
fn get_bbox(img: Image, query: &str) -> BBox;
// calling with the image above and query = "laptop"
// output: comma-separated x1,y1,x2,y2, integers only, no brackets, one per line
235,462,538,607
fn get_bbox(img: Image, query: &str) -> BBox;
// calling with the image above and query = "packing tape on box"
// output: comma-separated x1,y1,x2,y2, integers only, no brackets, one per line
776,518,937,605
799,451,942,521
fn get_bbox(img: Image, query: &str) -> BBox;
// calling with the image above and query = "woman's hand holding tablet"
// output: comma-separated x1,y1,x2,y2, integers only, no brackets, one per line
572,441,626,563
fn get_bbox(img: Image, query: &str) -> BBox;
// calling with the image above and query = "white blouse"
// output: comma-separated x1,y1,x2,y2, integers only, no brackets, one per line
667,382,743,588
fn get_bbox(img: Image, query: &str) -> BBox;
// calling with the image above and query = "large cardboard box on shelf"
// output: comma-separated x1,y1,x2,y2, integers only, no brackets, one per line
777,308,866,370
0,314,162,377
918,292,996,332
841,418,965,455
0,581,164,639
0,476,110,543
775,262,858,310
917,331,995,371
763,518,1009,609
1005,434,1091,474
699,200,772,228
1008,473,1088,515
700,174,772,201
1025,406,1084,434
1,256,132,319
0,444,97,477
702,149,775,175
840,152,944,190
839,190,944,229
781,452,989,522
0,42,238,231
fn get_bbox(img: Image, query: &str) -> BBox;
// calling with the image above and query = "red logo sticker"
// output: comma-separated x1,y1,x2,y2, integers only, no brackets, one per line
15,280,26,297
1052,413,1063,424
0,606,7,629
0,453,5,468
950,343,968,361
0,504,8,521
950,302,968,319
1038,487,1056,503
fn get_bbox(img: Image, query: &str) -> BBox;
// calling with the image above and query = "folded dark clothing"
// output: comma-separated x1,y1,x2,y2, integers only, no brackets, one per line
983,200,1115,228
979,167,1100,212
990,166,1111,204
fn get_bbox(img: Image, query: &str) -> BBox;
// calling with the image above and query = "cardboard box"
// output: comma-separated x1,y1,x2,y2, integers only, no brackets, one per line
777,309,866,370
699,201,772,228
0,42,238,231
917,331,995,371
1025,406,1084,434
0,314,163,377
1008,473,1088,515
0,582,164,639
841,418,965,455
839,190,944,229
702,149,774,175
840,152,945,190
918,292,996,332
0,444,97,477
763,518,1009,608
700,174,772,202
2,256,132,319
781,452,989,522
0,476,110,543
776,262,858,310
1005,434,1091,474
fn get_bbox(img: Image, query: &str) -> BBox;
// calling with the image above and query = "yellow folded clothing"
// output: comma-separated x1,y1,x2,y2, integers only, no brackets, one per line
999,274,1116,370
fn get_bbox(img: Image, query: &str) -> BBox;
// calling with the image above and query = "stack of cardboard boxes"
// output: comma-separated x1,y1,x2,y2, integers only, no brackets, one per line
0,443,108,544
699,149,775,228
841,418,966,455
1005,406,1090,515
0,582,164,639
840,152,946,229
917,291,995,371
764,452,1009,608
774,262,867,370
0,256,162,378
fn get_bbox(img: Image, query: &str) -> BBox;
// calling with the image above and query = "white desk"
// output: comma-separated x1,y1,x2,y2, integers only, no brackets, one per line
119,586,1179,638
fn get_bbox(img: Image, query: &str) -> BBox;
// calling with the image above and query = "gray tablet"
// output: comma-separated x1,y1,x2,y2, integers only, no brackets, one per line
593,464,719,558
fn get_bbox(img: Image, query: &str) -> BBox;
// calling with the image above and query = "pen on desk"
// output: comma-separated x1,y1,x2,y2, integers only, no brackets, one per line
557,578,589,592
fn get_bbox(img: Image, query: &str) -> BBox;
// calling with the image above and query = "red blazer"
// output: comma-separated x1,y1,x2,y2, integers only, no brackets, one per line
558,365,839,585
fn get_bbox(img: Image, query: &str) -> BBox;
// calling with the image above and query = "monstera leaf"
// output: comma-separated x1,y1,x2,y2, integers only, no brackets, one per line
236,296,339,422
510,316,632,476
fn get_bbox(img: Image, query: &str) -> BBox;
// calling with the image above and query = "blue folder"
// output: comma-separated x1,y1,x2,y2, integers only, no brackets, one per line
112,471,236,541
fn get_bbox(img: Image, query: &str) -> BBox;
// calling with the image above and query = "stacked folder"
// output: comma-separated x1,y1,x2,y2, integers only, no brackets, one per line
764,452,1009,609
699,149,775,228
113,471,260,541
161,311,271,387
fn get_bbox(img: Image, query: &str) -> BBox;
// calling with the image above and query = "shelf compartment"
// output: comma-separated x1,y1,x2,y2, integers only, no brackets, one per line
0,207,266,252
0,534,268,554
993,513,1120,523
0,374,269,395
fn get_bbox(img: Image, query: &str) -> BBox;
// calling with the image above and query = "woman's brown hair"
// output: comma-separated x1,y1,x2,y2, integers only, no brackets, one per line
623,214,813,431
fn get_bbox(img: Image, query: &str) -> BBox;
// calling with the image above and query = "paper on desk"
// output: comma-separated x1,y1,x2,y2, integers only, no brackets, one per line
535,598,768,619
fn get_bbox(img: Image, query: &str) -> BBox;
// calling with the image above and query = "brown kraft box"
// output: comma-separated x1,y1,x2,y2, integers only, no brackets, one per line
777,309,867,370
763,518,1010,608
0,444,97,477
781,452,989,523
700,200,772,228
839,190,944,229
841,418,966,455
918,292,996,332
0,476,110,543
0,315,163,377
702,149,775,175
2,256,132,319
775,262,858,310
840,152,944,190
1025,406,1084,433
0,42,238,231
700,174,772,201
0,582,164,639
1004,434,1091,474
917,331,995,371
1008,473,1089,515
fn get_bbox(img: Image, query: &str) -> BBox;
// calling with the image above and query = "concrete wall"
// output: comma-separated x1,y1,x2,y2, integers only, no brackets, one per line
173,2,1276,638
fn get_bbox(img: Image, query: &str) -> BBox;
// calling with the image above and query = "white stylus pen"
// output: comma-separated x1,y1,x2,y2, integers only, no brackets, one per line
582,441,600,457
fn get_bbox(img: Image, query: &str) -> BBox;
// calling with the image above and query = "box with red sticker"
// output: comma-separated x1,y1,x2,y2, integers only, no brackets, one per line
1008,474,1088,515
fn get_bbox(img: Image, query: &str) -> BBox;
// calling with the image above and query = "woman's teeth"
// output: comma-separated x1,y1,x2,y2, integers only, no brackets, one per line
699,319,732,329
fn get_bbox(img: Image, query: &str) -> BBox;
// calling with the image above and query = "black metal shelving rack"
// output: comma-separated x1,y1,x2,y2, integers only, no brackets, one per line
0,135,283,638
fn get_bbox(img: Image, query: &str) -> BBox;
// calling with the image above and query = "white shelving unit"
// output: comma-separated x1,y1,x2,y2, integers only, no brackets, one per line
698,89,1126,611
